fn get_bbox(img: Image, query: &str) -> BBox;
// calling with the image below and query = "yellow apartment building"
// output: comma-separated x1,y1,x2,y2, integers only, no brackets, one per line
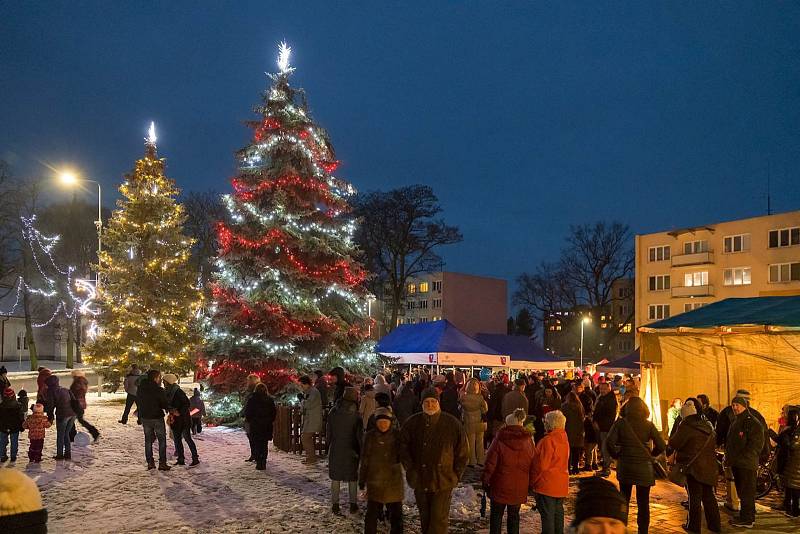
635,210,800,336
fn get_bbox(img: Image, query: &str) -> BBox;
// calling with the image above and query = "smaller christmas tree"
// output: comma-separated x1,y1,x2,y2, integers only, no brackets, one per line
86,124,203,374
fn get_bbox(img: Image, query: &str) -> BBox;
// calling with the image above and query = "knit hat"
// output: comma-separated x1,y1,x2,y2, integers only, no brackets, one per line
432,374,446,384
572,477,629,527
680,402,697,419
162,373,178,385
0,469,47,519
374,407,393,421
71,369,86,378
505,408,526,426
421,387,440,402
732,396,748,407
33,403,44,413
735,389,751,400
2,387,14,399
342,386,358,403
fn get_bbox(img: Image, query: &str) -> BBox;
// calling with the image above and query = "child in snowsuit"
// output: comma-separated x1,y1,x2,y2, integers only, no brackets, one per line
23,404,52,462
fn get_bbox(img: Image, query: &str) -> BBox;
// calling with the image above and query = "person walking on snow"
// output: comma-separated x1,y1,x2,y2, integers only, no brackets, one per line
189,388,205,434
137,369,171,471
0,387,24,463
163,373,199,466
326,386,362,515
244,382,276,470
359,409,404,534
43,375,77,461
299,375,323,464
22,403,51,463
119,363,142,424
69,370,100,442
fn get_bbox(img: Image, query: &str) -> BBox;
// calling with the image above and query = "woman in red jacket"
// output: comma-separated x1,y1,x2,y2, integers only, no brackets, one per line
481,408,535,534
532,410,570,534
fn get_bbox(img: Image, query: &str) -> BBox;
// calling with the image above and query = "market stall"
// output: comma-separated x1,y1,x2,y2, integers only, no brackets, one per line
474,333,574,371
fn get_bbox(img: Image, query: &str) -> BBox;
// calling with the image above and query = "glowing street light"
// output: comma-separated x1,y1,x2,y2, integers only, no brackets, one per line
56,169,103,287
580,315,592,371
58,171,79,186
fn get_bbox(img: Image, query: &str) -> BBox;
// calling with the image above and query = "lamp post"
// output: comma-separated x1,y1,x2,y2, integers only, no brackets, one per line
58,171,103,287
580,315,591,371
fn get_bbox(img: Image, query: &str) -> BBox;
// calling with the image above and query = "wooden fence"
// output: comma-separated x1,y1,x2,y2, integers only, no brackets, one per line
273,405,330,456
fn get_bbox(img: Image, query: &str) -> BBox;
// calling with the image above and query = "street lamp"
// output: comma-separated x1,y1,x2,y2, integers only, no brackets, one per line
580,316,591,371
57,170,103,287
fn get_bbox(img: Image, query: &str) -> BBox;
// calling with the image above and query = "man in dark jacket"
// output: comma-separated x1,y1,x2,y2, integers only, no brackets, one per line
592,381,618,477
44,375,77,460
313,370,329,407
439,372,460,419
400,387,468,534
392,384,419,426
501,378,528,420
697,394,718,427
119,364,141,424
244,383,276,470
137,369,170,471
327,386,362,515
725,396,765,528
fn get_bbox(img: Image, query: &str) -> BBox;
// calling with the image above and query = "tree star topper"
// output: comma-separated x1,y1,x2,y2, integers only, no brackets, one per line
277,41,294,74
146,121,157,145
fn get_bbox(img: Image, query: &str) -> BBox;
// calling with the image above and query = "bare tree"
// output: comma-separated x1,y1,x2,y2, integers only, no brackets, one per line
352,185,462,331
181,190,226,290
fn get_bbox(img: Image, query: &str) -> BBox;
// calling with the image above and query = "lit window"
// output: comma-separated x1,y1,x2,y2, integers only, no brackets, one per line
555,325,562,331
407,284,416,294
724,267,751,286
621,323,632,333
419,282,429,293
684,271,708,287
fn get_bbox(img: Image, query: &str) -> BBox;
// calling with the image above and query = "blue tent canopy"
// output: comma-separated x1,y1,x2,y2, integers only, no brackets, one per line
376,320,506,366
597,348,640,371
474,333,573,370
643,296,800,330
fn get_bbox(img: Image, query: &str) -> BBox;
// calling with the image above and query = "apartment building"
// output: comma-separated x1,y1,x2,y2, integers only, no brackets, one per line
635,210,800,332
400,271,507,336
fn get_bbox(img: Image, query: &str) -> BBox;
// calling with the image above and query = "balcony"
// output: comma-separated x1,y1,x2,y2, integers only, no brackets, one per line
671,250,714,267
671,285,714,298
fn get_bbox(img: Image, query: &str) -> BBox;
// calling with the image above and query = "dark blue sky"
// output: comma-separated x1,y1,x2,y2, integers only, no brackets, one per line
3,3,800,290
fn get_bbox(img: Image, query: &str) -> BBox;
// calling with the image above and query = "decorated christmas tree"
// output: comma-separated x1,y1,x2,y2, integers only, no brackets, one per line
203,43,373,391
85,125,203,375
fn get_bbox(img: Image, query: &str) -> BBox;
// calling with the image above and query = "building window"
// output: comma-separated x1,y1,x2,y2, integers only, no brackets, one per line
618,304,631,317
769,262,800,283
683,240,708,254
419,317,429,323
769,227,800,248
620,323,632,333
684,271,709,287
406,301,414,310
724,267,751,286
432,281,442,291
419,282,429,293
431,316,441,321
648,245,670,262
556,325,562,331
407,283,416,294
723,233,750,253
648,274,670,291
648,304,670,320
684,302,705,313
419,300,428,309
432,299,442,308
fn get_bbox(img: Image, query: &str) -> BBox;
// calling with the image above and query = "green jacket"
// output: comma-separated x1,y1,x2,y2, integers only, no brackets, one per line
725,409,765,470
399,411,468,492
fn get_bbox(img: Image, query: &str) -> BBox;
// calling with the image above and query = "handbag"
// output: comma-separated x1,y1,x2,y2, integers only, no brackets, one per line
621,419,667,479
668,427,715,486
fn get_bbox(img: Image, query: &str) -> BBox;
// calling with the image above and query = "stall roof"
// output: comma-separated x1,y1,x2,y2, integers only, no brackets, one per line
473,334,560,362
376,320,501,356
642,296,800,330
597,348,640,371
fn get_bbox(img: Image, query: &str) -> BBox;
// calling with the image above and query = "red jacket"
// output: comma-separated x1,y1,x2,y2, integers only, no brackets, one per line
482,425,536,505
531,428,570,498
23,412,52,440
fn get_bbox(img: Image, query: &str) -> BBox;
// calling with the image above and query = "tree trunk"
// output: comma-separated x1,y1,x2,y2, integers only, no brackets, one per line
66,316,74,368
22,290,38,372
75,310,82,363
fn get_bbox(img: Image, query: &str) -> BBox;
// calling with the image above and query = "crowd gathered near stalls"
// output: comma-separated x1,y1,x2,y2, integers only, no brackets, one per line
1,363,800,534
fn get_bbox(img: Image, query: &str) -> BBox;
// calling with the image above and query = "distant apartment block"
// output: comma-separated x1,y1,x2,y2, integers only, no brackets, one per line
399,271,507,336
635,210,800,334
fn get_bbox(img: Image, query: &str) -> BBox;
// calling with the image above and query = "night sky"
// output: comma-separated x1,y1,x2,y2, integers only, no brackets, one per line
3,3,800,292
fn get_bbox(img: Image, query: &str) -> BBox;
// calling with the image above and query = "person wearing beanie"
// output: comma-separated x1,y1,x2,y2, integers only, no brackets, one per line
572,477,628,534
0,469,48,533
360,409,403,534
365,399,394,432
326,386,362,515
668,398,720,533
0,387,24,462
482,407,535,534
163,373,199,467
42,374,77,461
136,369,171,470
22,404,51,463
725,395,765,528
69,370,100,443
399,386,468,534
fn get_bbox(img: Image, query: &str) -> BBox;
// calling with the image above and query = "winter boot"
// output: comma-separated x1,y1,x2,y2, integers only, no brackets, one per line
52,455,65,460
255,460,266,470
158,461,171,471
64,453,71,460
190,457,200,467
174,458,186,466
331,503,341,515
0,456,7,463
349,503,359,514
147,460,156,470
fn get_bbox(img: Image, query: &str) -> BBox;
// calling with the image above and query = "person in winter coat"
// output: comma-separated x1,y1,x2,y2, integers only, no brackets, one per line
0,366,9,390
482,408,536,534
400,387,468,534
137,369,171,470
576,381,598,472
365,393,394,432
18,390,29,417
68,370,100,442
392,381,419,426
605,396,666,534
460,378,488,467
163,374,199,466
189,388,205,434
439,372,461,420
359,384,378,428
776,408,800,518
240,374,261,462
328,366,351,405
592,381,618,477
668,402,720,533
667,398,683,436
35,367,51,403
562,391,585,474
488,379,510,441
532,410,570,534
244,382,276,470
0,469,49,534
359,409,403,534
0,387,24,462
119,364,142,424
725,395,765,528
533,387,561,442
22,404,51,463
327,386,362,515
373,374,392,399
501,378,529,421
571,477,629,534
299,375,323,464
313,370,329,407
43,374,76,460
697,394,718,427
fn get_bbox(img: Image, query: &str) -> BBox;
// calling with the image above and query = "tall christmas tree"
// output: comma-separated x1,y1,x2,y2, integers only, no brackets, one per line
85,125,203,374
204,43,372,387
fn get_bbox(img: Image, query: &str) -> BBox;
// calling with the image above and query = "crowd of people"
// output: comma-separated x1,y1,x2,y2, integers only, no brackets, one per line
2,361,800,534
